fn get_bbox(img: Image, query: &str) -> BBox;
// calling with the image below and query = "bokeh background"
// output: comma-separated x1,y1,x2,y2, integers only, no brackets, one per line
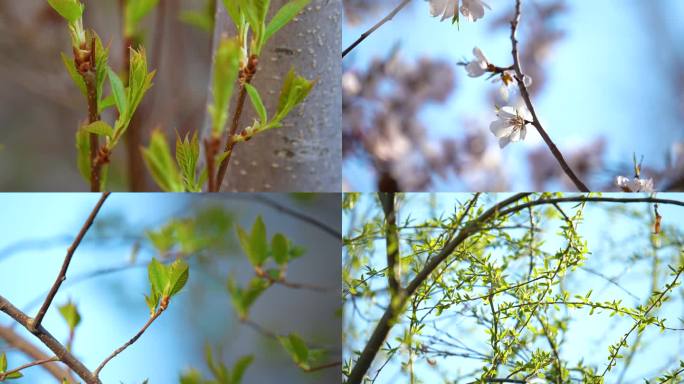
0,0,215,191
343,193,684,383
0,193,341,383
342,0,684,191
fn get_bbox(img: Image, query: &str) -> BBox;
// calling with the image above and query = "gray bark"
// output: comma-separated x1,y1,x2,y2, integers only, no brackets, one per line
204,0,342,192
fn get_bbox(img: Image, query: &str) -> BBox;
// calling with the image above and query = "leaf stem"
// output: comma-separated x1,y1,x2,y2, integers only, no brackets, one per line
0,356,59,381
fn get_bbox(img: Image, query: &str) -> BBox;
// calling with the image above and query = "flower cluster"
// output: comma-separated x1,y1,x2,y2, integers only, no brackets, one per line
615,175,654,193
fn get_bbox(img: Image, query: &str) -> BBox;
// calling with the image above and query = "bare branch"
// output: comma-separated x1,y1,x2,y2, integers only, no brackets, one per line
93,307,165,378
509,0,589,192
32,192,111,331
342,0,412,58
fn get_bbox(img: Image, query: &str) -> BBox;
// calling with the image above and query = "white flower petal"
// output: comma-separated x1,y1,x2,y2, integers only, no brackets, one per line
472,46,488,63
499,135,512,148
466,61,486,77
499,106,517,119
490,119,513,138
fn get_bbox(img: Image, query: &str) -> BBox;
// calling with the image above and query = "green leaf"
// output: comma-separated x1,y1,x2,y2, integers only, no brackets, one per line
125,0,160,36
92,31,110,105
58,300,81,332
179,9,214,33
61,52,87,97
250,216,268,265
141,130,184,192
75,128,91,183
148,258,168,301
222,0,242,29
231,355,254,384
210,38,240,135
264,0,311,43
6,371,23,379
271,233,289,265
278,333,308,366
107,67,128,118
167,259,190,297
244,83,267,124
0,351,6,372
47,0,84,23
82,121,114,138
175,132,201,192
226,276,269,319
275,67,315,124
98,94,116,114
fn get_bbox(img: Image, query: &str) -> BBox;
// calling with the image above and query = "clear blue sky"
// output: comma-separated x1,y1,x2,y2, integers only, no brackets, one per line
343,0,684,191
343,193,684,382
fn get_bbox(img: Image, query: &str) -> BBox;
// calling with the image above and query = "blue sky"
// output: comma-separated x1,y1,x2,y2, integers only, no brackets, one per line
0,194,340,384
343,0,684,191
342,193,684,382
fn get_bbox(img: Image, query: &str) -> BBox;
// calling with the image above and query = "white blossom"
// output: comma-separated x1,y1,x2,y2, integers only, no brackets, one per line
429,0,490,22
497,72,532,100
490,106,532,148
615,175,654,192
466,47,490,77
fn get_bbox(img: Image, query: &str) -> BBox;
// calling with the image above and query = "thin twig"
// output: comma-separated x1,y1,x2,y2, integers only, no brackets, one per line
0,325,75,382
302,360,342,372
94,307,165,378
32,193,111,331
342,0,412,58
0,356,59,381
0,295,100,383
509,0,589,192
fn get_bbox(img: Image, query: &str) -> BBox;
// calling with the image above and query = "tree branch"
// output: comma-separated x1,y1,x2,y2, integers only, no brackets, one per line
345,193,684,383
378,192,401,296
94,307,165,378
0,295,100,383
0,356,59,381
509,0,589,192
32,193,111,331
0,325,74,382
342,0,412,58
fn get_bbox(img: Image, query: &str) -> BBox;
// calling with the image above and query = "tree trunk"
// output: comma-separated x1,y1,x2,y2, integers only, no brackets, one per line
204,0,342,192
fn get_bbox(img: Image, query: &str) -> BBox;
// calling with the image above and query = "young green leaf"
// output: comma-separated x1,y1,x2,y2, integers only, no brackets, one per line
0,352,6,372
125,0,160,36
82,121,114,138
236,216,268,267
271,233,289,265
226,276,270,319
244,83,267,124
275,67,315,122
167,259,190,297
58,300,82,332
230,355,254,384
141,130,184,192
148,258,168,302
107,67,128,118
61,52,87,97
263,0,311,43
277,333,309,367
209,38,240,135
175,132,201,192
47,0,84,23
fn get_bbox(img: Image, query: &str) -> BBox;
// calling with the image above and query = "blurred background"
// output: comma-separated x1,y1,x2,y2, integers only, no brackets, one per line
0,0,215,191
342,0,684,191
343,193,684,382
0,193,341,383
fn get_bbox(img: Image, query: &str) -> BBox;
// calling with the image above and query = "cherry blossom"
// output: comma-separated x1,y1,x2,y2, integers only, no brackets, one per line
465,47,490,77
615,175,655,192
429,0,490,22
490,106,532,148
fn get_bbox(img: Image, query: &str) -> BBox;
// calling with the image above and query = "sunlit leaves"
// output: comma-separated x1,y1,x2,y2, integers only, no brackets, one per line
146,258,189,313
209,38,240,136
175,132,203,192
263,0,311,43
277,333,326,371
